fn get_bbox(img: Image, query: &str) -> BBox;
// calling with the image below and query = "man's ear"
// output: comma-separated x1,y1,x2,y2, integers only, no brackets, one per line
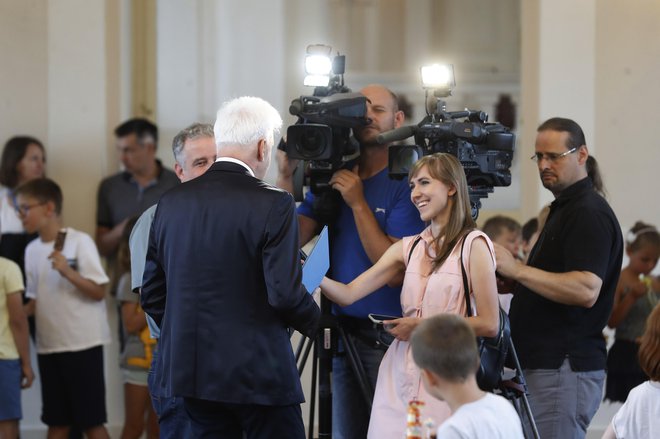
257,138,268,162
577,145,589,165
174,163,184,181
394,110,405,128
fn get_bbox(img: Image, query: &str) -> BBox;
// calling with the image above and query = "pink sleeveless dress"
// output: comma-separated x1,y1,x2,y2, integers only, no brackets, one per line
367,228,495,438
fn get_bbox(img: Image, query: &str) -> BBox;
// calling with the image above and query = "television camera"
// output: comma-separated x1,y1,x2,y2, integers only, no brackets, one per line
380,64,515,218
279,45,369,197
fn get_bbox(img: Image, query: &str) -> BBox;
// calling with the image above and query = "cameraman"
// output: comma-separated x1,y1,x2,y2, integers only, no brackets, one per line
277,84,425,439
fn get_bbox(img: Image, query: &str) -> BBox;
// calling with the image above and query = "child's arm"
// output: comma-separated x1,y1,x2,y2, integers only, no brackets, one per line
23,298,35,316
49,250,106,301
7,290,34,388
608,273,646,328
121,301,147,334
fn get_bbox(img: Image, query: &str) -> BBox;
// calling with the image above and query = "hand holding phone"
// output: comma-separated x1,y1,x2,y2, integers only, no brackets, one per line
368,313,400,332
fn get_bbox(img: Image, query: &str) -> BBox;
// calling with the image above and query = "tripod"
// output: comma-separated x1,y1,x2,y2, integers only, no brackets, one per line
295,296,378,439
495,337,540,439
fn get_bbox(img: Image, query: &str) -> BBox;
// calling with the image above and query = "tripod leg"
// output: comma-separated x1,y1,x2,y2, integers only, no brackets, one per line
308,341,318,439
506,338,540,439
297,335,314,376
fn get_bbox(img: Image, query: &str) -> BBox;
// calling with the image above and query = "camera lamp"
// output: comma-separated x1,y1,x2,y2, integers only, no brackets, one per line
421,64,455,91
304,45,334,87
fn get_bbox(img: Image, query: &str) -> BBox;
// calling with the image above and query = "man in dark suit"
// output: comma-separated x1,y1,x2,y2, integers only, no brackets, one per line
141,96,320,438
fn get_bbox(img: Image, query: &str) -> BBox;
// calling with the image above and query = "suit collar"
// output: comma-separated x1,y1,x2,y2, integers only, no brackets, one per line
213,157,255,177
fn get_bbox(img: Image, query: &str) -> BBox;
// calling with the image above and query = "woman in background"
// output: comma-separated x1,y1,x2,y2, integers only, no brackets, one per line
0,136,46,270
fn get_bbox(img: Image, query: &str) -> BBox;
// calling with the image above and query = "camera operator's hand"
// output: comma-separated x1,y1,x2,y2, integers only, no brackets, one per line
276,150,299,194
330,165,367,209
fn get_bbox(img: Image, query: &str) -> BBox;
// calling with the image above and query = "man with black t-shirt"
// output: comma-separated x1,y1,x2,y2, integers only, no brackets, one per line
494,117,623,439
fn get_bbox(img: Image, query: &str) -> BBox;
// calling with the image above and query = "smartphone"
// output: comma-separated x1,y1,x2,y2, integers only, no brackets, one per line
368,313,399,325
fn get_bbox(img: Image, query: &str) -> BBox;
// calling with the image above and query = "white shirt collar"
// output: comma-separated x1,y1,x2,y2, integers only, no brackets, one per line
215,157,255,177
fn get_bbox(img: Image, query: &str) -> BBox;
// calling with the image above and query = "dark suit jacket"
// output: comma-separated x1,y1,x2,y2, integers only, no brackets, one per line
141,160,320,405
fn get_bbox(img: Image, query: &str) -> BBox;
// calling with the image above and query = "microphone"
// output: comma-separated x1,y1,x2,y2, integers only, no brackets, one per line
376,125,417,145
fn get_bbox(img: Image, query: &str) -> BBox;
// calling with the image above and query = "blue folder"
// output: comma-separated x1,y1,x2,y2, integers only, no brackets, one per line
302,226,330,294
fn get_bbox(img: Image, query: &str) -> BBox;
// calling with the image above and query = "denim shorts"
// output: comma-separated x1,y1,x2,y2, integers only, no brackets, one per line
0,359,22,421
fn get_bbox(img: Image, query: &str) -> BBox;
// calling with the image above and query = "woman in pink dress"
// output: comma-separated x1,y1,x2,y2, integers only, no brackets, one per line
321,153,500,438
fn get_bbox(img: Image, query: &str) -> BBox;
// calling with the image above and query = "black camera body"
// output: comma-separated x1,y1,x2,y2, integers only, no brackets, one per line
384,109,515,218
282,92,369,193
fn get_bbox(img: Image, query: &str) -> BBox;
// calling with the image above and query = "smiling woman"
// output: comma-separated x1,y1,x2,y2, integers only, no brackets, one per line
320,153,500,438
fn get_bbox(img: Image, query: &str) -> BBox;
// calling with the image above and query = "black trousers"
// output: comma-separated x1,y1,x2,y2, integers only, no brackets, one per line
183,398,305,439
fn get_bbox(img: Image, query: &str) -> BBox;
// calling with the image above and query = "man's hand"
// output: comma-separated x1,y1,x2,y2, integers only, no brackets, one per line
276,150,299,179
493,242,523,280
276,150,300,194
329,165,366,209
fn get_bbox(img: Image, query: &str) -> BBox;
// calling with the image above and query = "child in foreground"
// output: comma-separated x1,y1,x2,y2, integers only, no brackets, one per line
410,314,524,438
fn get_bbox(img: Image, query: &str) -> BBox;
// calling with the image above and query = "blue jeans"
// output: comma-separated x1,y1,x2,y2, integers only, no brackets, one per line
524,358,605,439
148,347,191,438
332,323,390,439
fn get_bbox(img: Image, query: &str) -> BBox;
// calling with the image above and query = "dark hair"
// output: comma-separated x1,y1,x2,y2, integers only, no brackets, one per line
586,155,606,196
14,178,63,215
0,136,46,188
482,215,521,241
114,118,158,146
537,117,586,151
626,221,660,253
408,153,476,272
411,314,479,382
639,304,660,381
521,218,539,243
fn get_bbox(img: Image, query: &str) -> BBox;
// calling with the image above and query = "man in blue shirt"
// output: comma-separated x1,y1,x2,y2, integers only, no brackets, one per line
277,84,425,439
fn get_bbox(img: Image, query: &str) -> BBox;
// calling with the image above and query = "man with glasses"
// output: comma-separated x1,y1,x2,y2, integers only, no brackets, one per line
494,117,623,439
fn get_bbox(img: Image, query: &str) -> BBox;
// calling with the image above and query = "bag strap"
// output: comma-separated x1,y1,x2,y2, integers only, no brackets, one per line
460,232,474,318
407,235,423,264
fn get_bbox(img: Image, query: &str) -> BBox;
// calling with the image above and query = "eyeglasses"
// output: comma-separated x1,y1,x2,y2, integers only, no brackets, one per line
530,147,577,163
15,202,46,216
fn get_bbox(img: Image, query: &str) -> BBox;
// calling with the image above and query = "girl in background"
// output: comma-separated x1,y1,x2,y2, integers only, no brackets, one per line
606,222,660,402
603,302,660,438
116,217,158,439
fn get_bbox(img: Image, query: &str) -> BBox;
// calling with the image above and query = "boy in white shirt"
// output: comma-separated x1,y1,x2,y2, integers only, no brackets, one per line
16,178,111,439
410,314,524,439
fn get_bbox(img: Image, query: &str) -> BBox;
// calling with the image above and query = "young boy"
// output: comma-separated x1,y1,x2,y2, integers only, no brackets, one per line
16,178,111,439
0,252,33,439
482,215,522,312
410,314,524,439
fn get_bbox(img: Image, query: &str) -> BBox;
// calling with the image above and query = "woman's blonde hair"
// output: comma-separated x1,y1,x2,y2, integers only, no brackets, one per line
408,153,475,272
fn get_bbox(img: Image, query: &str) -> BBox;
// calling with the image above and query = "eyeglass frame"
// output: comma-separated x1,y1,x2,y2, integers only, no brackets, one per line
530,146,578,163
15,201,47,216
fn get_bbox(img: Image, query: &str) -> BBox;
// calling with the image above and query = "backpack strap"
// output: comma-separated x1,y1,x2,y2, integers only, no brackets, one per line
460,231,474,317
